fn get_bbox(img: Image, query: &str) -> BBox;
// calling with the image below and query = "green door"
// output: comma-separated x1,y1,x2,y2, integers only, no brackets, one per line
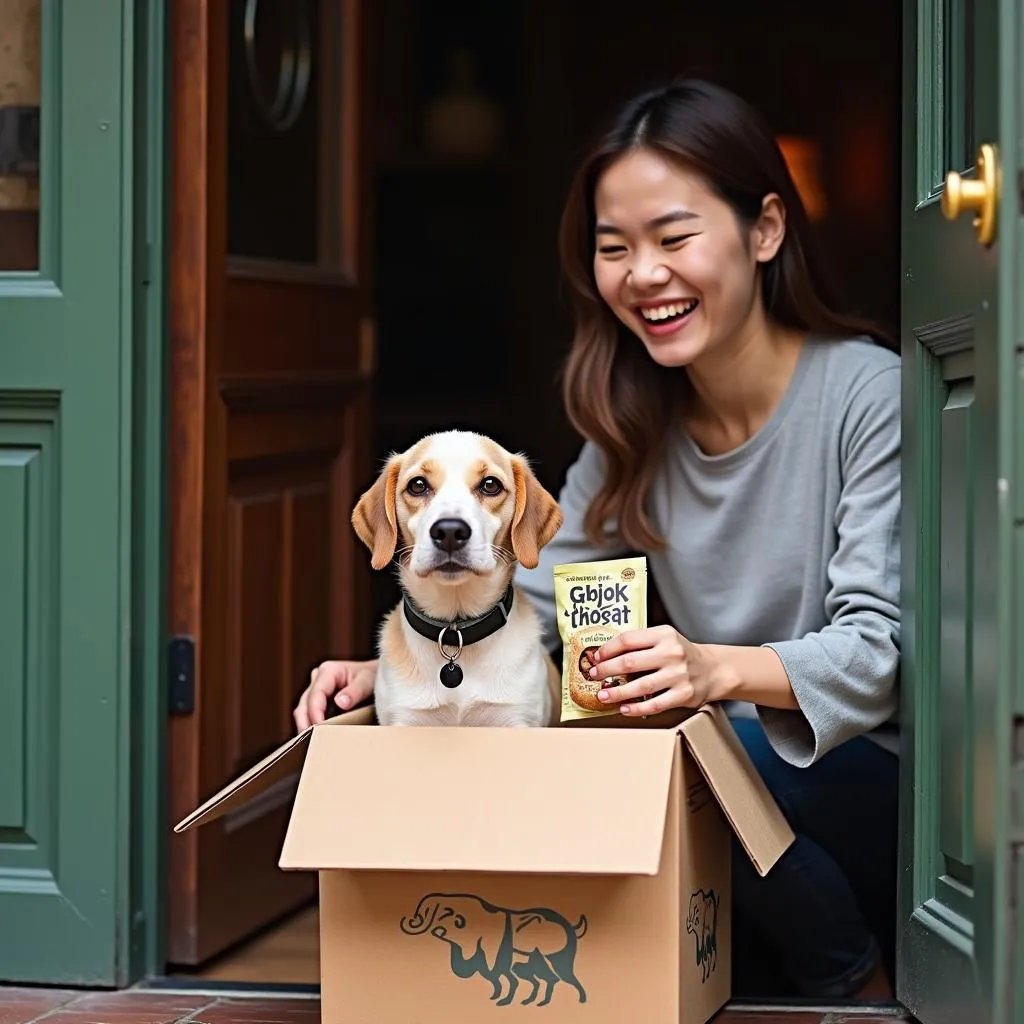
0,0,140,985
899,0,1019,1020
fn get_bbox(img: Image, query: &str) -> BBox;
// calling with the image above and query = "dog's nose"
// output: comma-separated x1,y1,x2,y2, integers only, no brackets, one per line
430,518,471,552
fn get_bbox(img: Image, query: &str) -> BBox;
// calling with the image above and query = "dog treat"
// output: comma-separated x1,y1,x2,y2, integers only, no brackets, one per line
553,556,648,721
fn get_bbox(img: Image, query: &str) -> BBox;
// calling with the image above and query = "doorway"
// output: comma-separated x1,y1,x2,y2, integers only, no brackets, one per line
363,0,901,628
163,0,902,1002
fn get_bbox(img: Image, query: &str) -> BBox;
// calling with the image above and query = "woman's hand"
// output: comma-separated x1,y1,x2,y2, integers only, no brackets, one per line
589,626,799,714
293,659,378,732
588,625,718,717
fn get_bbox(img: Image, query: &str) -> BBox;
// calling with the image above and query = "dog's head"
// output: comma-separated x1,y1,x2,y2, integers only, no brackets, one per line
352,431,563,609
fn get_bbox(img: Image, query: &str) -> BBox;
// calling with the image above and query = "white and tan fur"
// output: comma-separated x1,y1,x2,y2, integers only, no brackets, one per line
352,430,564,727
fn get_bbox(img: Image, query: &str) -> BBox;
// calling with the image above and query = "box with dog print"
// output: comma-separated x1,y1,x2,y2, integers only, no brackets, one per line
174,431,793,1023
174,703,793,1024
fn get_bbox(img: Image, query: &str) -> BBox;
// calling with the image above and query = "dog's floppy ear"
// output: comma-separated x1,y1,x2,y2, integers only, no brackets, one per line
510,456,563,569
352,456,402,570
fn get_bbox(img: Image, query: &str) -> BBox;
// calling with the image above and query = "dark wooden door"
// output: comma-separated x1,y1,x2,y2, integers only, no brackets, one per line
166,0,376,965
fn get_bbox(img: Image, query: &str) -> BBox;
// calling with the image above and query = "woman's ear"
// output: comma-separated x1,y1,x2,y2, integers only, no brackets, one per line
510,457,564,569
753,193,786,264
351,456,402,570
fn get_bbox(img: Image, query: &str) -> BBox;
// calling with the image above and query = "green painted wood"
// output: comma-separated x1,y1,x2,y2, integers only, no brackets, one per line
898,0,1020,1020
977,5,1020,1022
125,0,168,983
937,378,975,905
1016,847,1024,1024
0,0,139,985
0,445,32,830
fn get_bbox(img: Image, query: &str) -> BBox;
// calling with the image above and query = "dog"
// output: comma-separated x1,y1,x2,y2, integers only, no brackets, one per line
351,430,564,727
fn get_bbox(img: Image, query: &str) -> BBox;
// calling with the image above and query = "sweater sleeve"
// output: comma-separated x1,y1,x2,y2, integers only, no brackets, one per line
514,441,630,654
757,366,902,766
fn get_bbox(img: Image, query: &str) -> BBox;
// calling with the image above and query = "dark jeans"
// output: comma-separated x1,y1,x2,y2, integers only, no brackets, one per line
729,717,899,1000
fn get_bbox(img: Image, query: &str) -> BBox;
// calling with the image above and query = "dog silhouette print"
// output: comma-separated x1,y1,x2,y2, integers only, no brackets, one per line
400,891,588,1007
685,888,720,983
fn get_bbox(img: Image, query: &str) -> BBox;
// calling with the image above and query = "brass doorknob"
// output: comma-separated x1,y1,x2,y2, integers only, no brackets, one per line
941,142,1000,246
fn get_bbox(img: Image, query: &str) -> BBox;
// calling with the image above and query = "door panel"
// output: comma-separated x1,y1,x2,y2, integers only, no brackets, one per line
899,0,1018,1019
0,0,135,984
167,0,375,965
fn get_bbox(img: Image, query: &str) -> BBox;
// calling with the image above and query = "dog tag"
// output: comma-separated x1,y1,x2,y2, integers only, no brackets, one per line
440,661,464,688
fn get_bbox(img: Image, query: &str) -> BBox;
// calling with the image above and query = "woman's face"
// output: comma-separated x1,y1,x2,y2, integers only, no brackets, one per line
591,148,785,369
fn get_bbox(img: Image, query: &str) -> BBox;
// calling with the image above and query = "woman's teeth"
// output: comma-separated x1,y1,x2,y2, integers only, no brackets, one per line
640,300,698,322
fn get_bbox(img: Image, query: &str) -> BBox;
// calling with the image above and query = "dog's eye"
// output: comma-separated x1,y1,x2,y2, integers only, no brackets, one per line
406,477,429,496
479,476,504,496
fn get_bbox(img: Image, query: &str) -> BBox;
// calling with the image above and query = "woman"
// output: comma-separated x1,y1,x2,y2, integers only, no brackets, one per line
294,79,901,1001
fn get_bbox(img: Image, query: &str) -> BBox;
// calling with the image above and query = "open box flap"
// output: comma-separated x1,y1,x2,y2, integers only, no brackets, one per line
279,725,679,875
172,704,375,833
679,705,796,876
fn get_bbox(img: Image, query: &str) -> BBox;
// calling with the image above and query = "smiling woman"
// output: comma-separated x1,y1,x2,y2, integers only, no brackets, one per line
557,79,889,551
513,79,902,1001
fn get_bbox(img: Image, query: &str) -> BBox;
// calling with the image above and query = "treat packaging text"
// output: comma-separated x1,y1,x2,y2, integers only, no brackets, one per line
553,556,648,722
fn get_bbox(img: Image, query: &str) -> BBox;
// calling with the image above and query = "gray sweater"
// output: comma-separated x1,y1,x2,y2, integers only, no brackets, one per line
515,336,901,767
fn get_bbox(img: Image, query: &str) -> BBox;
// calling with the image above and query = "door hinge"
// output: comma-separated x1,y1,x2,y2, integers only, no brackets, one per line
168,635,195,715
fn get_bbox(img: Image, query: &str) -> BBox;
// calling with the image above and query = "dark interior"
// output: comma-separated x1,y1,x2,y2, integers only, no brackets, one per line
365,0,902,627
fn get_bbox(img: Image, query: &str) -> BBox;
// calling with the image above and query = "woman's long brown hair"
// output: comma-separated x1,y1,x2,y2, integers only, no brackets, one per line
559,79,891,551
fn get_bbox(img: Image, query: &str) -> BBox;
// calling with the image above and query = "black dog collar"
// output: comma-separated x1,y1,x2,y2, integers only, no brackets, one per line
401,586,515,689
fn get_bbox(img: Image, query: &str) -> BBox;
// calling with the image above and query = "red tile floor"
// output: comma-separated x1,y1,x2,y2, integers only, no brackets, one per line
0,987,912,1024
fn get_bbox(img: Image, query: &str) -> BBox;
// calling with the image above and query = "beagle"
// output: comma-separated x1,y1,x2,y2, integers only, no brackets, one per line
352,430,564,727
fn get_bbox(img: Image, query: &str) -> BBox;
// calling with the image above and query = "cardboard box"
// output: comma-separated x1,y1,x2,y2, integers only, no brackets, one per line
175,704,794,1024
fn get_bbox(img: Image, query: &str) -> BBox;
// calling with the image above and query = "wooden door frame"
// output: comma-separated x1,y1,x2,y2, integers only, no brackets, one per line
131,0,171,984
163,0,225,964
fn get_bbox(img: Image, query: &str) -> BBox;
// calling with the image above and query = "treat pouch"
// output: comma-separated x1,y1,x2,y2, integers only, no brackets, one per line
553,556,648,722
